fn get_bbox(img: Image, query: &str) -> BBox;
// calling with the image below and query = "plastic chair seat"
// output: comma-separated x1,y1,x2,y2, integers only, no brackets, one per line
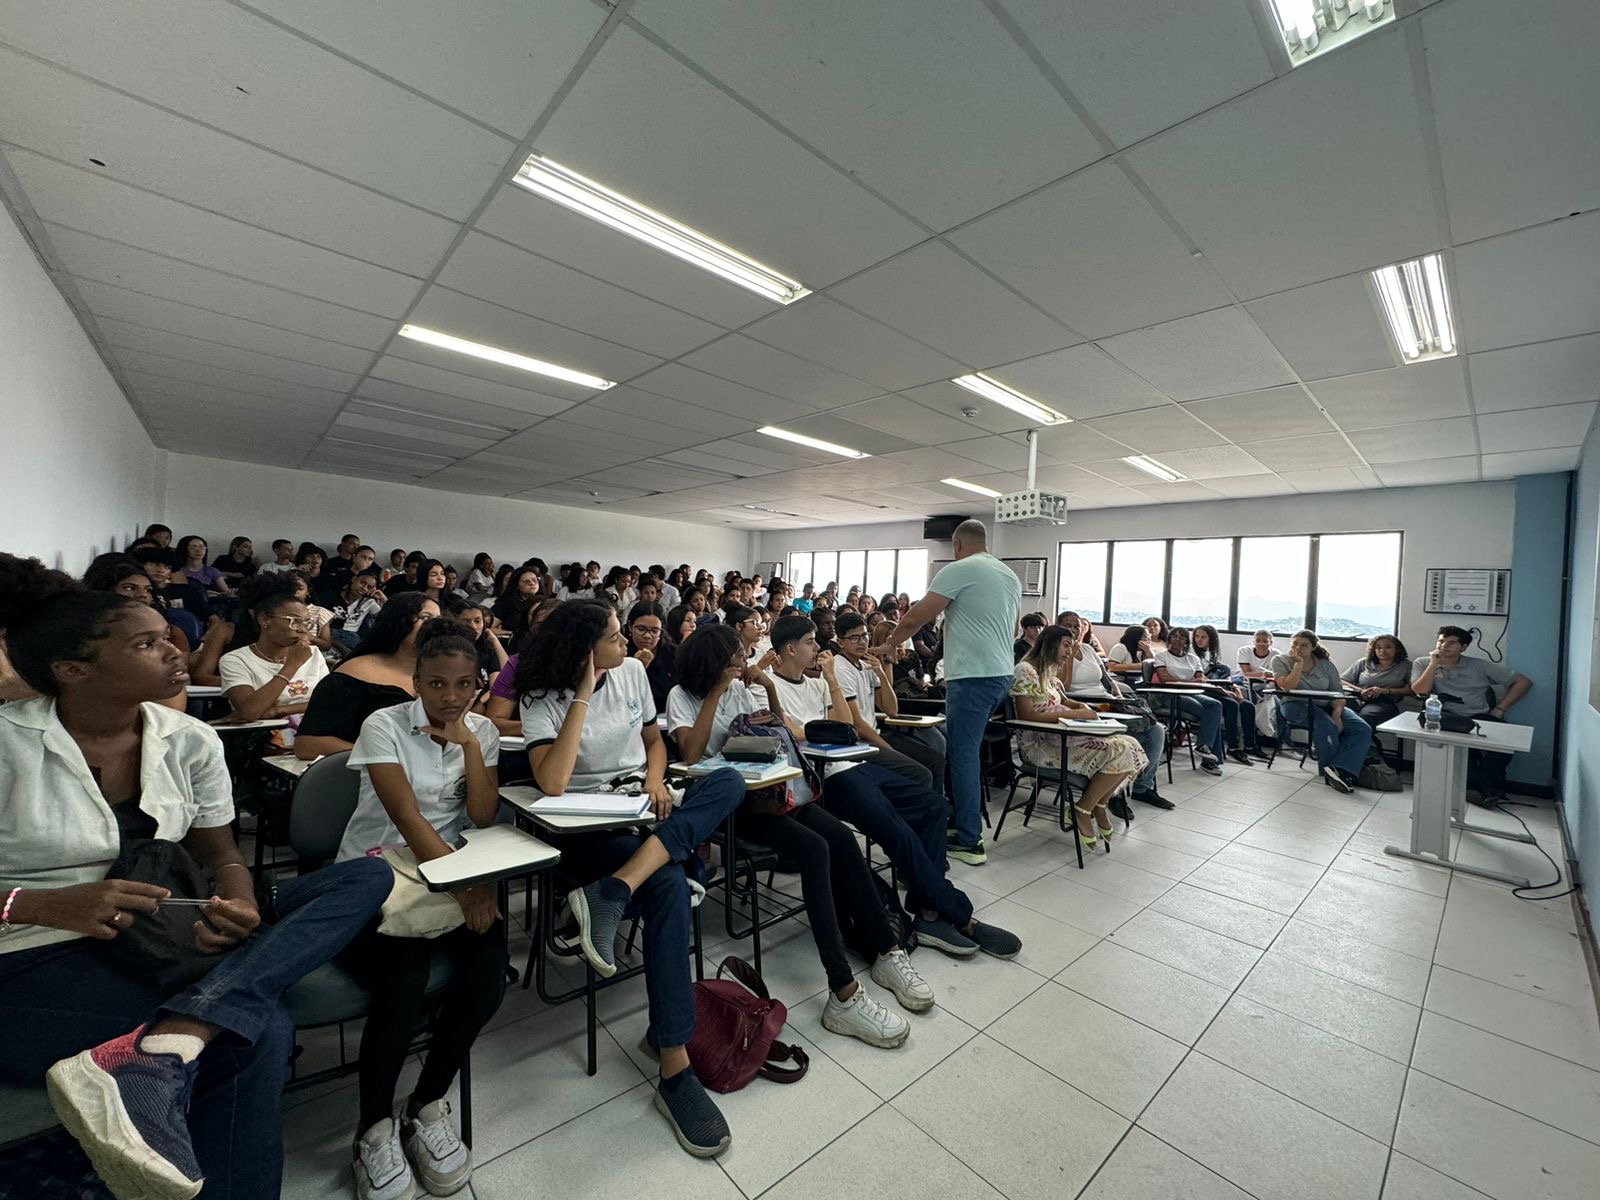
285,956,454,1030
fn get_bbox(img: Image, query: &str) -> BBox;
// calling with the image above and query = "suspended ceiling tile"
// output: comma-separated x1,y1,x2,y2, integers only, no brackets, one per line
1455,210,1600,352
1309,360,1471,431
1289,467,1373,494
1475,401,1596,453
1204,474,1296,499
1246,433,1367,472
1347,416,1478,464
1126,29,1438,299
899,381,1036,435
1425,0,1600,243
1084,404,1226,454
1097,307,1295,402
1479,447,1583,478
828,242,1076,368
832,394,983,447
679,335,878,409
631,0,1102,229
951,162,1232,341
365,356,573,419
1245,272,1397,382
742,295,968,392
1372,456,1481,487
1182,385,1335,443
1149,444,1271,481
97,317,362,392
1467,333,1600,414
988,344,1170,421
533,25,923,286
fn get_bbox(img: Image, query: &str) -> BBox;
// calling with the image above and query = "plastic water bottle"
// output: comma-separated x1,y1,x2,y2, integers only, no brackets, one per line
1424,695,1442,733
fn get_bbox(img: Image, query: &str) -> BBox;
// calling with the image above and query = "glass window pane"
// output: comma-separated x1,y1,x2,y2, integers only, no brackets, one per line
865,549,896,599
787,552,813,590
1109,541,1167,626
1316,533,1401,638
1237,536,1311,633
1169,539,1234,629
897,548,929,595
838,550,865,596
812,551,838,592
1057,542,1108,623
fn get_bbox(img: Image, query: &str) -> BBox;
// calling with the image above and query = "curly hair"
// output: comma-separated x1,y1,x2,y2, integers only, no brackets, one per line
0,553,135,695
512,600,614,700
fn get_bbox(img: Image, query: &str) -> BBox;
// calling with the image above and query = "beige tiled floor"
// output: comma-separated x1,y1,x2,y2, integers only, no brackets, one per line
279,759,1600,1200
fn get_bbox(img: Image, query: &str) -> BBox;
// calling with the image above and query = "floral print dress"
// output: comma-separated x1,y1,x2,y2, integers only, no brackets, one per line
1011,661,1149,778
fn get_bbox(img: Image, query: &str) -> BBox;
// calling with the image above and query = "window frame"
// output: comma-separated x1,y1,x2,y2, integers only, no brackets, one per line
1056,530,1403,642
787,547,932,599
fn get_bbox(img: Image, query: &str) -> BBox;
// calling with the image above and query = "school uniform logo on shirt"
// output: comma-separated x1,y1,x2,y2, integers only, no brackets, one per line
285,679,310,700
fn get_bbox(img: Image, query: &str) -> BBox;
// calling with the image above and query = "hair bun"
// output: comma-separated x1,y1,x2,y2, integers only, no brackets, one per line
416,616,475,648
0,553,80,630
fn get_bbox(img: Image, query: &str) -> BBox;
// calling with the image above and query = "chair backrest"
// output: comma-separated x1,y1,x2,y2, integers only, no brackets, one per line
288,751,359,861
1140,660,1156,685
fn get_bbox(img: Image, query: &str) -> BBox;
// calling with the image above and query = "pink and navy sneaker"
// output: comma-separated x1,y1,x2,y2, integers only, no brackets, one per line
46,1025,204,1200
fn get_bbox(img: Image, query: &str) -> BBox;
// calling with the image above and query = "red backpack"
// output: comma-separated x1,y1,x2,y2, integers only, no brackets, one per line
687,956,810,1093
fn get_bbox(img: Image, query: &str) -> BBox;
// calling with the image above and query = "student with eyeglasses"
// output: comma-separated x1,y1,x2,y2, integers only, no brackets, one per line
625,599,676,712
217,573,329,721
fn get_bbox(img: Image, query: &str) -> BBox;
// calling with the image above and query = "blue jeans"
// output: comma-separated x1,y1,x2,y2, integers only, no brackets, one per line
1128,722,1166,794
1173,694,1225,760
944,675,1012,845
823,763,974,928
331,627,363,650
1215,694,1257,752
1279,700,1372,776
0,856,393,1199
557,767,744,1051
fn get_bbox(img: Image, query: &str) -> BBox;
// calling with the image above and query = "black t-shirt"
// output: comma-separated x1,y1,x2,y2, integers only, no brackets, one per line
298,672,413,743
321,556,354,592
639,641,676,713
159,581,213,622
214,554,256,578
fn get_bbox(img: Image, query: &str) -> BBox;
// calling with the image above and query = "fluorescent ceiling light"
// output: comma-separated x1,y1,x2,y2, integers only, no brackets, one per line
1265,0,1392,66
397,324,615,391
756,425,868,459
940,477,1002,499
1122,454,1187,483
951,373,1070,425
512,154,810,305
1370,253,1457,363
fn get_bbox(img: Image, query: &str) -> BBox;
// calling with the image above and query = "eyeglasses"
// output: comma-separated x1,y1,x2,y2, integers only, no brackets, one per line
840,632,870,643
631,625,662,638
267,615,320,632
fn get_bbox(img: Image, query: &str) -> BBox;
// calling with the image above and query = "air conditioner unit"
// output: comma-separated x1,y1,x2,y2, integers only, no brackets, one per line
1002,557,1048,596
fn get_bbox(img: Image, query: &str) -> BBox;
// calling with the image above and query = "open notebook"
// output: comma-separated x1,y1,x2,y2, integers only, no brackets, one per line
525,793,653,819
681,755,796,783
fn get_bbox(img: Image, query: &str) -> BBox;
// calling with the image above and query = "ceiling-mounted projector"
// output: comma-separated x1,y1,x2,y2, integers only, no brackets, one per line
994,429,1069,527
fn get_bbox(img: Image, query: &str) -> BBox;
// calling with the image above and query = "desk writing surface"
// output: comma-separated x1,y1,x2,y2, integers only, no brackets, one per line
186,685,223,698
262,754,314,778
209,717,289,731
500,785,657,832
419,824,559,891
1376,713,1532,754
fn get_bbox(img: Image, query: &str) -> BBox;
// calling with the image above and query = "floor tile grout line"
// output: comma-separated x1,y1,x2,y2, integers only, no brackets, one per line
1401,1060,1600,1151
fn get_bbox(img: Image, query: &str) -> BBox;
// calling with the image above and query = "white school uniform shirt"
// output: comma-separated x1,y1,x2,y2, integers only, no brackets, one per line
768,672,860,777
665,681,758,758
834,654,888,722
1153,649,1205,681
0,698,233,955
658,583,681,610
520,657,655,793
1063,644,1112,693
338,698,500,862
1237,645,1274,670
218,644,328,707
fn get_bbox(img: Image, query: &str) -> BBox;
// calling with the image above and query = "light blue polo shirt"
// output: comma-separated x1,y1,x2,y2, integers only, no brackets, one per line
929,553,1022,681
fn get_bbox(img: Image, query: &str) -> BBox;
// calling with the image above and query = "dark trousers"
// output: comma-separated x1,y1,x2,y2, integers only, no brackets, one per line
555,767,745,1051
352,922,508,1129
822,763,973,928
0,856,393,1200
867,743,934,790
740,803,896,993
884,727,946,795
1468,711,1513,797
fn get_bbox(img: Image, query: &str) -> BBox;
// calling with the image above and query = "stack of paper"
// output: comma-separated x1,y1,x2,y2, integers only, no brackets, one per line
1061,718,1127,733
686,755,794,783
528,793,652,818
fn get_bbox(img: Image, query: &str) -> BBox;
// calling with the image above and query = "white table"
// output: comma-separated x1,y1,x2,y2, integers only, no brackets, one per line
186,684,223,698
668,761,803,790
1379,713,1535,887
501,734,525,754
209,717,289,732
796,742,878,762
419,824,560,891
882,714,945,729
499,785,657,834
262,754,315,778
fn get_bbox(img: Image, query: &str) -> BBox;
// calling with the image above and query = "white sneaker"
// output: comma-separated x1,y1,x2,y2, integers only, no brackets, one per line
401,1098,471,1196
822,986,910,1048
870,948,935,1013
354,1118,415,1200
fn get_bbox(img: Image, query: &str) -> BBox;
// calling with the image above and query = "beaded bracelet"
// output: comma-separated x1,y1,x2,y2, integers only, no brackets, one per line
1,887,21,928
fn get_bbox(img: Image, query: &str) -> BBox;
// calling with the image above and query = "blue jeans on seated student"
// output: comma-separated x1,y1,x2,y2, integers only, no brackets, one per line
554,767,744,1051
1172,694,1225,760
1215,694,1257,752
822,763,974,928
945,675,1012,846
1128,722,1166,793
1277,700,1372,776
332,627,363,651
0,855,394,1200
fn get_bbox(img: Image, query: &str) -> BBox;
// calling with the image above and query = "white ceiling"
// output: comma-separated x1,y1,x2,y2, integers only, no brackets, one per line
1,0,1597,531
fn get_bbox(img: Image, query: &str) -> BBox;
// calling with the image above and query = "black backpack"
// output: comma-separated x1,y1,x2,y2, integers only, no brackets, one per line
835,870,917,964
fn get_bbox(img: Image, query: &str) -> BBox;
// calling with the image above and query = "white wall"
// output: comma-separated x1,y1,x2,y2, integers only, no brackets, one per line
161,454,753,576
0,202,162,569
757,483,1516,673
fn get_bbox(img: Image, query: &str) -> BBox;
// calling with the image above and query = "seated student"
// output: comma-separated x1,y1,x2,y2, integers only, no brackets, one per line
1342,634,1411,726
810,606,840,657
482,598,560,736
288,570,336,655
0,555,391,1200
83,562,192,713
1192,624,1260,762
218,574,329,721
635,576,663,608
625,600,676,712
793,583,816,614
766,615,1021,959
667,627,928,1045
518,601,742,1158
1151,627,1231,774
294,542,327,594
441,595,509,681
1047,618,1171,810
1142,616,1169,646
412,559,447,606
331,572,384,651
1410,626,1532,805
1056,610,1106,655
490,566,541,638
142,522,174,548
1236,629,1276,680
338,620,505,1200
1012,628,1149,849
1014,611,1047,662
141,547,216,627
1273,629,1373,794
664,602,697,649
833,612,942,790
725,604,764,664
1105,624,1154,676
257,540,297,575
441,565,469,602
172,536,231,598
213,537,257,583
317,534,361,597
384,552,426,596
295,594,440,759
464,553,496,603
381,549,407,585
